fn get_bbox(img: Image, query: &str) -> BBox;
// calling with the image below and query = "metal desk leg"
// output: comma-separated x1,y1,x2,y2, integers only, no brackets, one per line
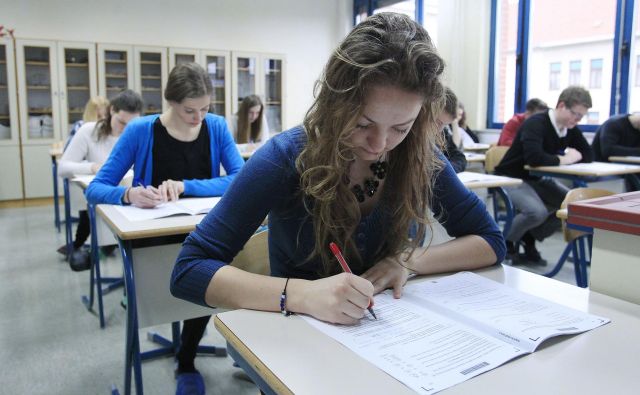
118,239,143,395
52,156,61,232
490,186,515,238
82,204,124,328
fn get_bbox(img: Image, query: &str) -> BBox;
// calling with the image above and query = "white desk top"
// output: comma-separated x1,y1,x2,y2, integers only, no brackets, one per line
457,171,522,189
526,161,640,177
608,155,640,164
464,152,486,163
97,204,204,240
462,143,491,152
215,265,640,395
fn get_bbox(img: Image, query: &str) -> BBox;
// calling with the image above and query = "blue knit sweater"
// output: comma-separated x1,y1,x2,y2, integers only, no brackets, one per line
85,113,245,204
170,126,506,307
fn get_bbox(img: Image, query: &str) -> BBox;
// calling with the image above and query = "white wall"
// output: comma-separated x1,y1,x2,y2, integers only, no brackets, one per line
437,0,492,130
0,0,352,129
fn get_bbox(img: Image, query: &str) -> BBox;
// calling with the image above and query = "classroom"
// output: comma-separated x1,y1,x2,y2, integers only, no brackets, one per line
1,1,639,394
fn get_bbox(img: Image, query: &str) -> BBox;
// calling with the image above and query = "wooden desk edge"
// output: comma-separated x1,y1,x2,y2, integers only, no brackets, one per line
96,205,200,240
214,315,293,395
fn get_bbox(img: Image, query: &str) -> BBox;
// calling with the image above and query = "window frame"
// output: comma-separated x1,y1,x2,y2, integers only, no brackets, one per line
488,0,633,132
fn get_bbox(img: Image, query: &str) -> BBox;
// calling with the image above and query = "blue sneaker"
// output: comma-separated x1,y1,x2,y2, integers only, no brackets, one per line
176,372,205,395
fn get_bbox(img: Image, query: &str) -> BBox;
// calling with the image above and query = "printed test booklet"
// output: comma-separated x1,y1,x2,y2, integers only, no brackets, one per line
303,271,609,394
113,197,221,221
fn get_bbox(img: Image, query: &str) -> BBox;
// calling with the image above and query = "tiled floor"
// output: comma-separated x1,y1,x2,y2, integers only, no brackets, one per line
0,204,581,395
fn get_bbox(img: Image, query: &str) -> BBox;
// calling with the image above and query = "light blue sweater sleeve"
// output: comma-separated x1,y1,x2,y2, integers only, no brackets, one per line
85,122,142,205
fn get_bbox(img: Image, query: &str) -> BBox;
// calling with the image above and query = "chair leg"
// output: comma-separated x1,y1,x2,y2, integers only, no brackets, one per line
544,241,574,279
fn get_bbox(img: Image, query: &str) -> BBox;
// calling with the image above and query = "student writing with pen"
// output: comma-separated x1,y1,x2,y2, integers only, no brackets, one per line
171,13,504,341
85,63,244,395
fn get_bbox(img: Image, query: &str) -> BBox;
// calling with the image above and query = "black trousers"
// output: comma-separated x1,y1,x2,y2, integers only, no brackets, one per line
176,315,210,372
73,210,91,249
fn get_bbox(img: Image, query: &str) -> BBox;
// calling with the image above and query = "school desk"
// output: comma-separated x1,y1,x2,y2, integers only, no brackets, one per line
463,152,486,163
457,171,522,237
462,142,491,152
214,264,640,395
49,143,63,232
71,175,123,328
568,191,640,304
608,155,640,164
525,161,640,187
97,203,225,395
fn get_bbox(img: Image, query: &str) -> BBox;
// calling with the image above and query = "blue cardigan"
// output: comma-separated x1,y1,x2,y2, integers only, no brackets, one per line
85,113,245,205
170,126,506,307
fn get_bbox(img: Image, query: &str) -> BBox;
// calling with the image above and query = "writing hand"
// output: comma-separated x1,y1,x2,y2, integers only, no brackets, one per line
559,147,582,165
90,163,102,174
301,273,374,325
158,179,185,202
362,254,411,298
128,185,163,208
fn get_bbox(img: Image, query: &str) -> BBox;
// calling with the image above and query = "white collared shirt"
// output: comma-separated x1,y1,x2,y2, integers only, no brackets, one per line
548,109,567,138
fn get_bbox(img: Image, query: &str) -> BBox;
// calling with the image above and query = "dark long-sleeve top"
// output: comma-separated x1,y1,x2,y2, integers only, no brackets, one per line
592,114,640,161
443,126,467,173
494,111,593,180
170,126,506,307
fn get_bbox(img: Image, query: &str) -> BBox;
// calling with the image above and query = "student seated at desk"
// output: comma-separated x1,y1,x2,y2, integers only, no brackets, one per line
497,98,548,147
456,101,480,145
64,96,110,150
86,63,245,395
592,113,640,191
226,94,270,144
435,87,467,173
495,86,593,264
171,12,504,335
58,90,143,271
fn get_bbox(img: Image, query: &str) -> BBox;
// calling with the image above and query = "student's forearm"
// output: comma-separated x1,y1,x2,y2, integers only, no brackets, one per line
407,235,497,275
205,265,310,313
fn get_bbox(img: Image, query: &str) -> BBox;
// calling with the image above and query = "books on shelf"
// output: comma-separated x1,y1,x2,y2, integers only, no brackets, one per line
113,197,221,222
303,271,609,394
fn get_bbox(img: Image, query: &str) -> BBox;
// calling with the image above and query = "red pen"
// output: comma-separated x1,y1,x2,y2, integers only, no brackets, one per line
329,242,377,320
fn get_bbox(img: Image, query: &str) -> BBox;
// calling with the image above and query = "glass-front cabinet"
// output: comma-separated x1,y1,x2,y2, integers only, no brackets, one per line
168,47,199,70
97,44,134,101
0,40,19,144
16,40,60,144
57,42,97,139
134,46,167,114
202,50,230,118
232,52,286,135
262,55,285,134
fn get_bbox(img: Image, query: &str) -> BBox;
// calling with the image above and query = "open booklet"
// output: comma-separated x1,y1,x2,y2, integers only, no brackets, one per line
113,197,221,222
303,271,609,394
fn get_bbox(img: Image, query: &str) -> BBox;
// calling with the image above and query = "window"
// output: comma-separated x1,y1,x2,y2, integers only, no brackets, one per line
569,60,582,86
590,58,603,89
489,0,620,131
549,62,561,90
587,111,599,125
354,0,422,25
636,55,640,87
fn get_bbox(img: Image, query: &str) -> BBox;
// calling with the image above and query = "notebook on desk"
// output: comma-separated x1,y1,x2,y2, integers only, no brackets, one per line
304,271,609,394
113,197,221,222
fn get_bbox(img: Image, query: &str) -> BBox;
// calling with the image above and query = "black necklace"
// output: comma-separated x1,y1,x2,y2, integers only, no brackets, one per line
351,160,388,203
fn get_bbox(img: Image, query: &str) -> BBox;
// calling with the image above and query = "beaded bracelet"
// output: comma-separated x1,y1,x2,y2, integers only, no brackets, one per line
280,278,293,316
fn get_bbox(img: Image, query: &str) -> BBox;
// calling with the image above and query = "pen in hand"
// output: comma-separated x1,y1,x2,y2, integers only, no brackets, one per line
329,242,377,320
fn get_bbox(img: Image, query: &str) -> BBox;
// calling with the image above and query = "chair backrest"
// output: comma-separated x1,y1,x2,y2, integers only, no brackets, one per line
561,188,615,242
230,230,270,275
484,146,509,173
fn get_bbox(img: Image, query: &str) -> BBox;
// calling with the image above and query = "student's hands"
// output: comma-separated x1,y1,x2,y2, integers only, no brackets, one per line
296,273,374,325
158,179,184,202
90,163,102,174
559,147,582,165
362,255,411,298
127,185,163,208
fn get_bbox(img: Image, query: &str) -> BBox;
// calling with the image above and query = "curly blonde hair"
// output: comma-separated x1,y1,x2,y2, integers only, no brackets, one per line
296,12,446,274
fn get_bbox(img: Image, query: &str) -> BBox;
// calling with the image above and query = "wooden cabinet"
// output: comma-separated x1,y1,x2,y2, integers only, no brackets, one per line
97,43,134,101
168,48,231,119
0,38,23,200
134,46,168,114
232,52,286,133
57,41,98,140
